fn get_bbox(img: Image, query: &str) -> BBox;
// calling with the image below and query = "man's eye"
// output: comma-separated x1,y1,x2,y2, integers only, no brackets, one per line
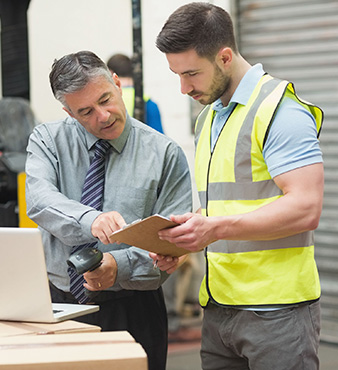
82,109,92,116
101,97,111,104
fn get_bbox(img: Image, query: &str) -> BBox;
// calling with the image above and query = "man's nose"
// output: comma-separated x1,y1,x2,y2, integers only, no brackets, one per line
180,77,193,95
97,107,110,122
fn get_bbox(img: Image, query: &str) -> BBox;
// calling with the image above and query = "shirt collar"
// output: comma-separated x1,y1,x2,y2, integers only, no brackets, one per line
213,63,265,111
108,114,131,153
78,114,132,153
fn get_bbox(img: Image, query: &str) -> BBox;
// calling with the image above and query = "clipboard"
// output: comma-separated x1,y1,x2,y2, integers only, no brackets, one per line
108,214,189,257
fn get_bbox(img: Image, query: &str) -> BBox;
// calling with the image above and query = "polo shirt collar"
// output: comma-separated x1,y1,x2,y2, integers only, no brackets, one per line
212,63,265,111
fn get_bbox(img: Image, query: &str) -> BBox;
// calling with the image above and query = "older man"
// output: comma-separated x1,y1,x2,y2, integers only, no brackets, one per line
25,50,192,370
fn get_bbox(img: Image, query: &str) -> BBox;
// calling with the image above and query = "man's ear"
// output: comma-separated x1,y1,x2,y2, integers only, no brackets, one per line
216,47,232,70
112,72,123,94
63,106,74,118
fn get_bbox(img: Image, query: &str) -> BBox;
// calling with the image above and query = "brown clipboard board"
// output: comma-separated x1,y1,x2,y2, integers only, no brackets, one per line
108,214,189,257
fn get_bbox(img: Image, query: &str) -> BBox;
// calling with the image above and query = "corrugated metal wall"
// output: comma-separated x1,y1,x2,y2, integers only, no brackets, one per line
235,0,338,343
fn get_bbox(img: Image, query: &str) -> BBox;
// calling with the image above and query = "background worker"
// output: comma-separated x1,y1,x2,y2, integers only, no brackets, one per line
107,53,164,133
153,2,324,370
25,50,192,370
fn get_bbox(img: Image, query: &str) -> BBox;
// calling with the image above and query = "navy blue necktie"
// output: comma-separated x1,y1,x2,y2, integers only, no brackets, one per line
68,140,111,303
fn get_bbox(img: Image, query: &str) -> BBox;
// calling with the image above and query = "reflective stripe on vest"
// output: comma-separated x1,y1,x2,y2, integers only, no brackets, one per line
195,74,323,307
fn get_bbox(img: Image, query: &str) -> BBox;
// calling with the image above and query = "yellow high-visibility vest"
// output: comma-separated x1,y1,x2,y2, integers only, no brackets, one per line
195,74,323,307
121,86,149,118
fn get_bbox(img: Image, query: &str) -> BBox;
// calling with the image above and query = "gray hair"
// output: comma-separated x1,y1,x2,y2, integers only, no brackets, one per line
49,51,114,107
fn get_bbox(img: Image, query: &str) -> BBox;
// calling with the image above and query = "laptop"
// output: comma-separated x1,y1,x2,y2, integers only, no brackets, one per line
0,227,99,323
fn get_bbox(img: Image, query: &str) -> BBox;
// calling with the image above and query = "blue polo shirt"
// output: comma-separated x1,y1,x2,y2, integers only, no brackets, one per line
211,64,322,178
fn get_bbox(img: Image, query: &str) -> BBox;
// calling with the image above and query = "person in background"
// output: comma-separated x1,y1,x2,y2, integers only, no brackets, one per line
25,50,192,370
107,53,164,133
152,2,324,370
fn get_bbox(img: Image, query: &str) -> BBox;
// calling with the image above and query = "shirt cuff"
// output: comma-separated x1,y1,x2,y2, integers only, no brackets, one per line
269,156,323,179
80,209,102,239
109,248,130,284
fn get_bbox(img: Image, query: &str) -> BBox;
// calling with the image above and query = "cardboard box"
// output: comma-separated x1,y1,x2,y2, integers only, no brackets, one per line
0,331,147,369
0,320,101,337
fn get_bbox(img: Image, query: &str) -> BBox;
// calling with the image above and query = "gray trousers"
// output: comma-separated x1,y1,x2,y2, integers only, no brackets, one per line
201,300,321,370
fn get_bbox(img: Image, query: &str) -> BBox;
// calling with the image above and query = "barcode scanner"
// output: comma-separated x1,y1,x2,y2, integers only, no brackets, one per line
67,248,103,299
67,248,103,275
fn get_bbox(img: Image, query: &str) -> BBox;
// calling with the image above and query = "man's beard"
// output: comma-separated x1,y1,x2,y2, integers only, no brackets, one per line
193,65,231,105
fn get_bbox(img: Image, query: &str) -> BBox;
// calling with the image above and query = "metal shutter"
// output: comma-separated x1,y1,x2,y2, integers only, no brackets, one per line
235,0,338,343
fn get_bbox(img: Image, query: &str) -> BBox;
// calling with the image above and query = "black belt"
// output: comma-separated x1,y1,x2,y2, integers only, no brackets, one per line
49,281,134,304
207,298,319,310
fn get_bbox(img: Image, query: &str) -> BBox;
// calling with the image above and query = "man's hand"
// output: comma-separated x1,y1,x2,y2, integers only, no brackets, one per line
83,252,117,291
149,252,183,274
158,213,215,253
91,211,126,244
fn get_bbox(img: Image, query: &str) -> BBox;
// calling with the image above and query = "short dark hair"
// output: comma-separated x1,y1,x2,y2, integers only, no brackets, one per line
107,54,133,77
156,2,238,60
49,50,113,107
